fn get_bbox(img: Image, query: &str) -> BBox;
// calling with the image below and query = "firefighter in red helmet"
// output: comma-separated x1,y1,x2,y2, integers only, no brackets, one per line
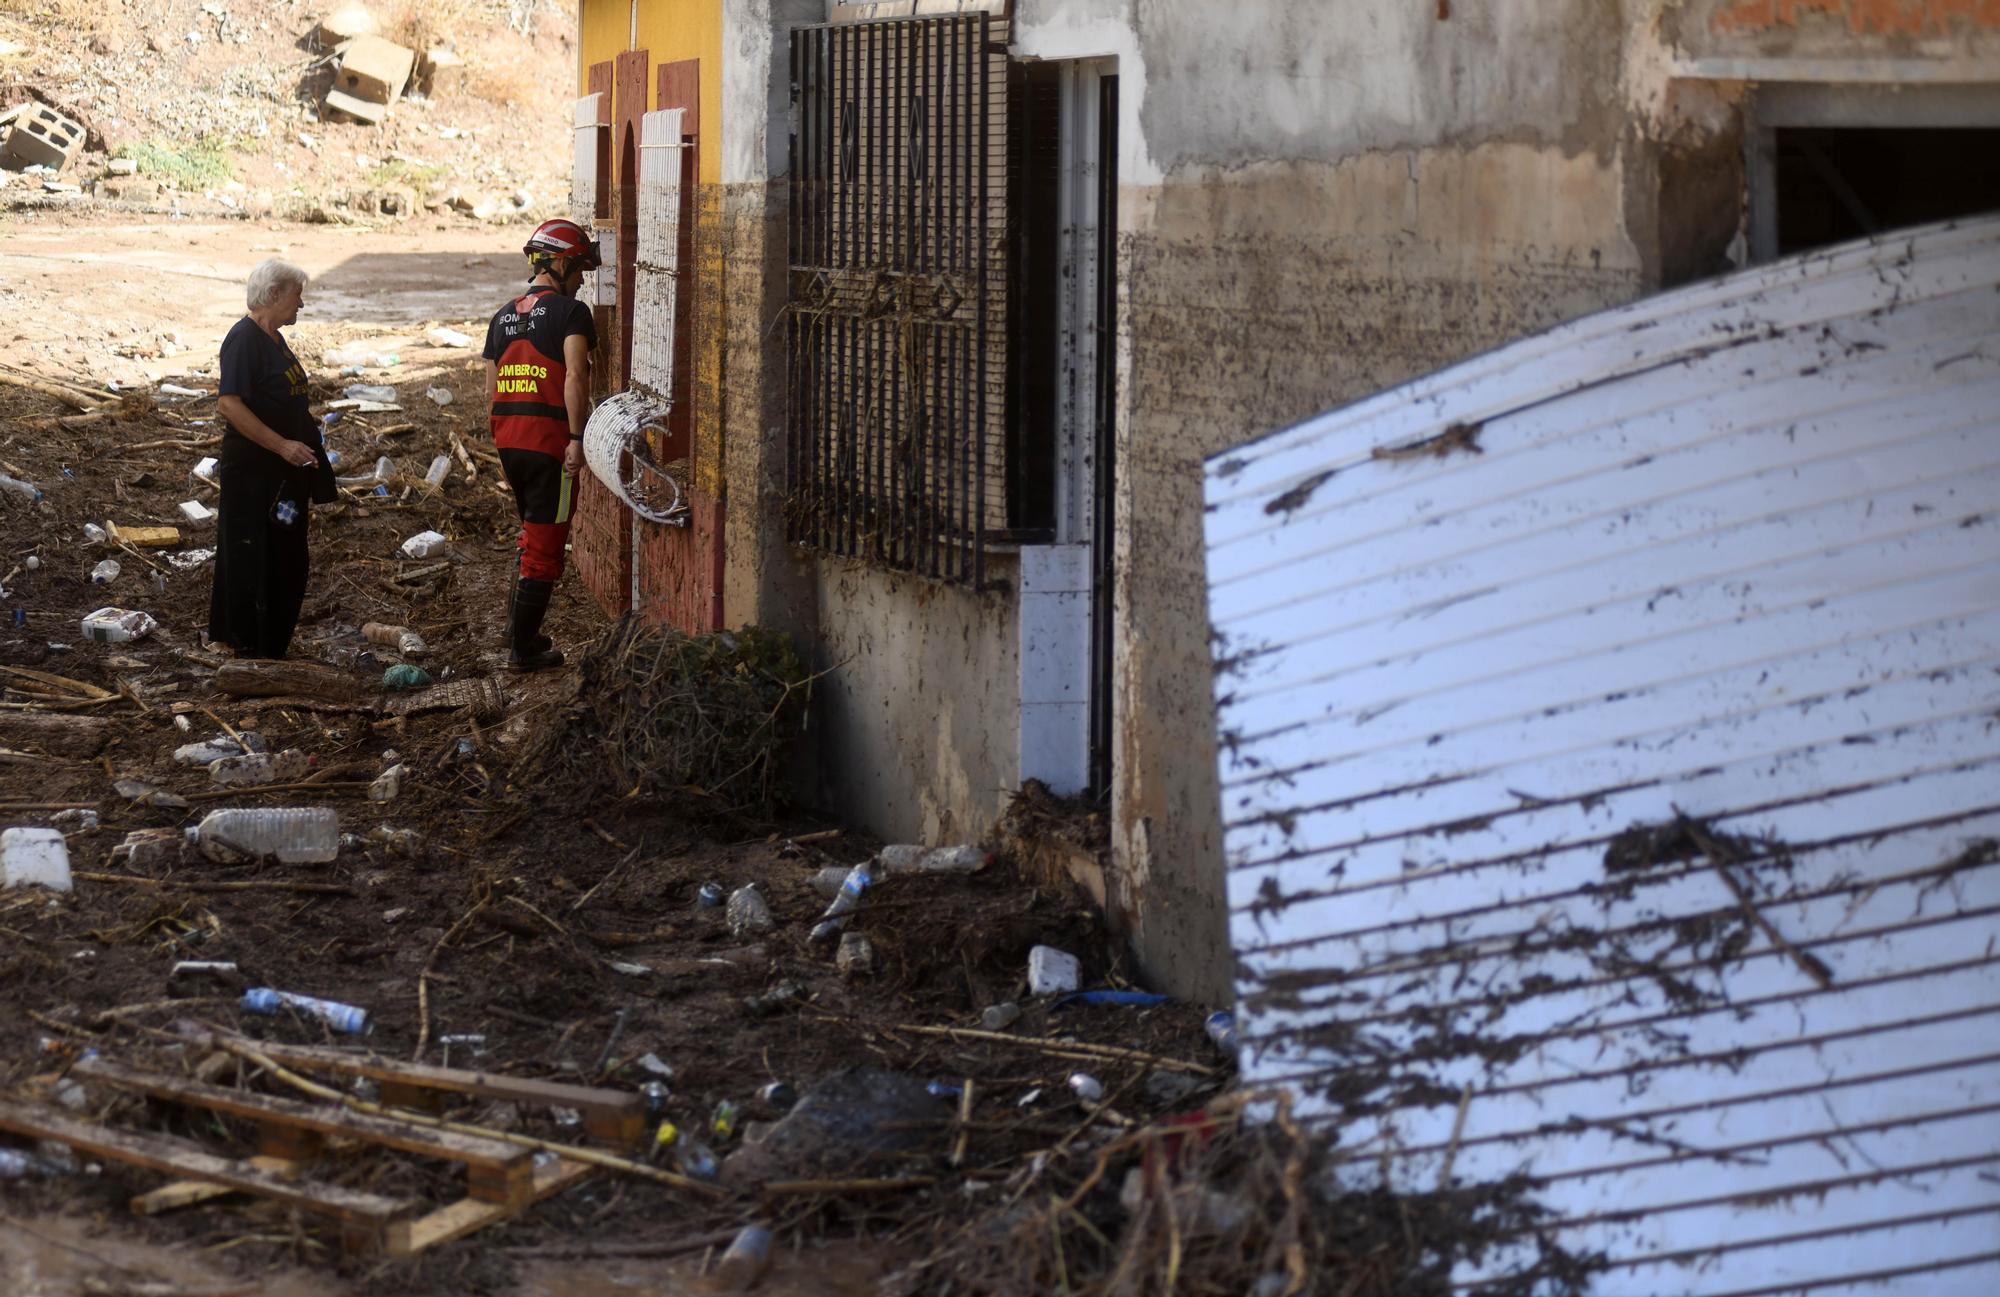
482,218,601,671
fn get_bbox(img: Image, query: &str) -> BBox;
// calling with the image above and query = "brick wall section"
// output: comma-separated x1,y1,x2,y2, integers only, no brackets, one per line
570,471,633,616
635,487,725,630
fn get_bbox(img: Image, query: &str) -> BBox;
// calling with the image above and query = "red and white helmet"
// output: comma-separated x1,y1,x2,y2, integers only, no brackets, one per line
523,218,601,271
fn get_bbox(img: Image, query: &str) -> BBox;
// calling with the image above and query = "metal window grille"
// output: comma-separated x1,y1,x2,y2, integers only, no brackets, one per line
785,11,1009,586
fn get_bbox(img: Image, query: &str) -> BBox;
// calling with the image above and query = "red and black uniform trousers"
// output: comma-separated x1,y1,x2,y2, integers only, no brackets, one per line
488,291,583,582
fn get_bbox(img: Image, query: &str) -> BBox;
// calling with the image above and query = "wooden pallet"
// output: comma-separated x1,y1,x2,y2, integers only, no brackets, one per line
0,1044,644,1256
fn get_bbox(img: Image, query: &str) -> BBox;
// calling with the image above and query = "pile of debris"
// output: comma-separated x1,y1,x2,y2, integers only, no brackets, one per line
516,617,816,814
316,3,462,128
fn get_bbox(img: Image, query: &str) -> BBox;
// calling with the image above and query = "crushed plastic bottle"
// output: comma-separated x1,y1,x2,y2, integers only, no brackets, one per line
422,455,451,486
675,1138,719,1181
640,1081,670,1115
186,807,340,864
343,382,397,402
208,748,309,788
368,763,405,802
174,732,265,765
363,622,426,656
88,558,120,584
726,883,773,937
241,987,370,1034
82,522,107,543
0,1147,56,1178
425,386,455,407
710,1099,739,1141
878,844,992,875
835,931,875,978
364,824,423,857
980,1002,1022,1031
808,863,872,945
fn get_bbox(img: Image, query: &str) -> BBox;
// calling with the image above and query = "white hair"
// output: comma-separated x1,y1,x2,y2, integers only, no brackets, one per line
245,258,310,310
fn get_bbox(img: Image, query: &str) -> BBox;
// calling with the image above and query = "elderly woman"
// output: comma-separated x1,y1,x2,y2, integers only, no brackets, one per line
207,258,334,660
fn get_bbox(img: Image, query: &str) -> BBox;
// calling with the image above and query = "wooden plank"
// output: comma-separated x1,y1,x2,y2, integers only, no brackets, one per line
107,522,182,548
73,1058,533,1206
0,1099,414,1251
401,1157,595,1255
235,1037,647,1149
131,1154,302,1216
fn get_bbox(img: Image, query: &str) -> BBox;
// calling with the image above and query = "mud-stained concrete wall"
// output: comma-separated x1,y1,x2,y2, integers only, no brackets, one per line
813,561,1023,847
720,0,821,641
1007,0,1667,1004
1674,0,2000,60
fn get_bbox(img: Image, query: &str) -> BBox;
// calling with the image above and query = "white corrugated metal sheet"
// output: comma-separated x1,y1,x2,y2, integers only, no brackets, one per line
1202,216,2000,1295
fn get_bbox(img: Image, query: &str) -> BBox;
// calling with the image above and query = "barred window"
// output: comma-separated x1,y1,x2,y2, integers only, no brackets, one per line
784,10,1023,587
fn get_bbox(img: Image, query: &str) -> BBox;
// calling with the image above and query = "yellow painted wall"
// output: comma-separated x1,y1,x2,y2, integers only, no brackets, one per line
575,0,729,497
575,0,723,187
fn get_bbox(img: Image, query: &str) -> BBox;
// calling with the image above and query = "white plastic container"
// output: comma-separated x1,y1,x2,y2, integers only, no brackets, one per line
1027,945,1081,996
400,529,448,558
190,457,219,486
422,455,450,486
178,499,216,525
2,827,72,892
186,807,339,864
80,607,156,643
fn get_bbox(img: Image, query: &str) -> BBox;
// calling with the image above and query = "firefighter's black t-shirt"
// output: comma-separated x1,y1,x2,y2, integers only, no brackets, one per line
481,285,597,365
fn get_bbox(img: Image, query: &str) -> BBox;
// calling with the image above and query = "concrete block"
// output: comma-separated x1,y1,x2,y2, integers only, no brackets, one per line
414,46,463,97
316,3,379,46
335,35,414,104
3,827,72,893
1,102,85,173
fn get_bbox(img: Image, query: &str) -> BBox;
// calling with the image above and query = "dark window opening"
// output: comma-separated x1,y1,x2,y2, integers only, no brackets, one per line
1004,60,1061,541
1775,127,2000,256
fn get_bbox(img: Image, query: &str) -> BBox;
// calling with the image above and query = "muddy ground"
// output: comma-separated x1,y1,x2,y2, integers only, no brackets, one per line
0,217,1230,1297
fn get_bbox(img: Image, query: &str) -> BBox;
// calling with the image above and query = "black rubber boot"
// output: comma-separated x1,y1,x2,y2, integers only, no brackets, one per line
505,578,554,656
507,578,564,672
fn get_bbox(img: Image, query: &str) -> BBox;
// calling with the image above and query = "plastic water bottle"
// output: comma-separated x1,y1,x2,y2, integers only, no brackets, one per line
186,808,340,864
241,987,370,1034
0,473,43,503
809,863,872,944
423,454,450,487
89,558,120,584
711,1224,774,1291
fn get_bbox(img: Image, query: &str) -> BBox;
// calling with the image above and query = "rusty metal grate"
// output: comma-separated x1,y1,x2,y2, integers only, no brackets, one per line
785,11,1008,586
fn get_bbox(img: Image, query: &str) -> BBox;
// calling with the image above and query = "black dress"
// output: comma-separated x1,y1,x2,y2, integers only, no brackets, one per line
206,317,332,659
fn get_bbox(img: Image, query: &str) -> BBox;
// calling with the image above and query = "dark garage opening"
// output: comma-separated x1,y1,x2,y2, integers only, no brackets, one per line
1775,127,2000,256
